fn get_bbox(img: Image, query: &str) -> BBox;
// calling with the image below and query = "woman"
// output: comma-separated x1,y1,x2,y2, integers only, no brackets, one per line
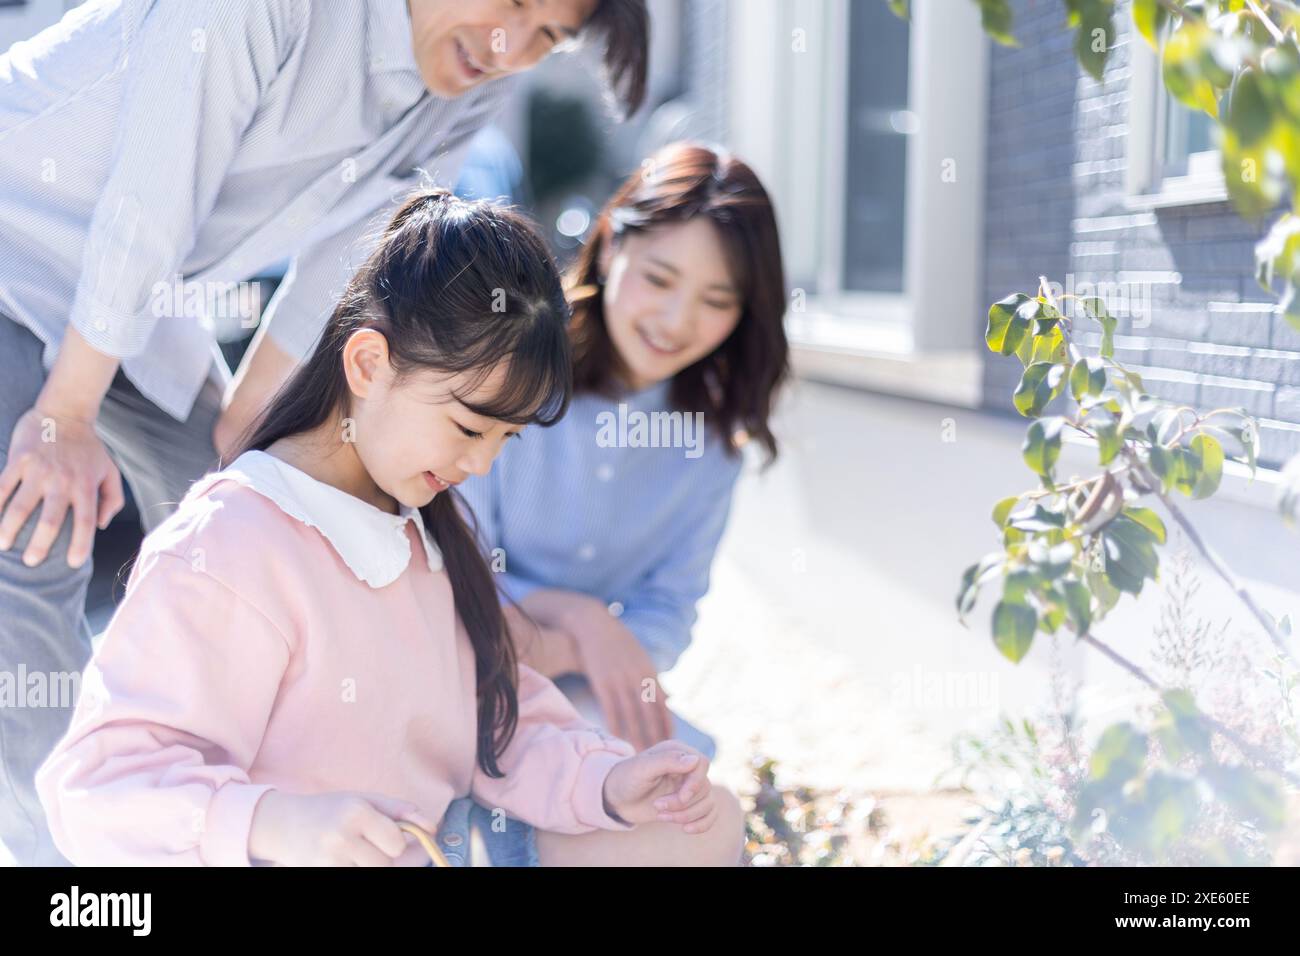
459,142,789,758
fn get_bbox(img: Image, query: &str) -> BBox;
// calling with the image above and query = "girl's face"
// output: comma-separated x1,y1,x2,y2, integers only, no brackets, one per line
409,0,598,98
599,218,744,392
342,330,523,510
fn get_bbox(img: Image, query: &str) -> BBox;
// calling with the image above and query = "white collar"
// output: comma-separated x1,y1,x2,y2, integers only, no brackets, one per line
189,450,443,588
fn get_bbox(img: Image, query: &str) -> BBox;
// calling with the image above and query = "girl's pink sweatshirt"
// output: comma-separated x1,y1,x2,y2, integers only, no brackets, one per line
34,450,637,866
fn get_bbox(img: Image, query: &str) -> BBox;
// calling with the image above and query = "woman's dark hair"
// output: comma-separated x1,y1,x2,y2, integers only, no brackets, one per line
581,0,650,119
238,188,573,779
567,142,790,463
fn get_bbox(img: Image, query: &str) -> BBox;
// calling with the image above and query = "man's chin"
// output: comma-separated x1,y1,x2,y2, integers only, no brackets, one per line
420,66,478,99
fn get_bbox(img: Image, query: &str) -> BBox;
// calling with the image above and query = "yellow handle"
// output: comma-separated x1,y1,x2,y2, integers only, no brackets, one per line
397,821,454,867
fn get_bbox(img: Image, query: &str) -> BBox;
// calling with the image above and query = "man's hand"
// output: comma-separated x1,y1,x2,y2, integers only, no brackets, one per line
0,326,123,568
0,409,124,568
519,589,674,752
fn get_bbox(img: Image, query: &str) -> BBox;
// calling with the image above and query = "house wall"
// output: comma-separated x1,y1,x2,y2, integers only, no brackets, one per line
981,0,1300,468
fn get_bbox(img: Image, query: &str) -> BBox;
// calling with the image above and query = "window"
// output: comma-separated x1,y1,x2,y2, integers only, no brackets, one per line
842,0,910,294
1159,93,1220,183
724,0,988,405
1126,29,1227,207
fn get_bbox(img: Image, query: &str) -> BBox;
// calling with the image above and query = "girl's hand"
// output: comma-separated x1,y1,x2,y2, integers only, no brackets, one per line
602,742,717,833
248,790,440,866
520,589,674,752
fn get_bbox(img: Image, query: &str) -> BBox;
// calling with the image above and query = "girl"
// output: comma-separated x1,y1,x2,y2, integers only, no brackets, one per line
35,189,744,867
459,143,789,759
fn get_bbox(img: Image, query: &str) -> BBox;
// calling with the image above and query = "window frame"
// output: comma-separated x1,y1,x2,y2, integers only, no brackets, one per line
724,0,988,405
1126,29,1229,209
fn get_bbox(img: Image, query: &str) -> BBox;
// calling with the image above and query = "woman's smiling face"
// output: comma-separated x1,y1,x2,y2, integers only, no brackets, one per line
408,0,598,98
598,218,745,392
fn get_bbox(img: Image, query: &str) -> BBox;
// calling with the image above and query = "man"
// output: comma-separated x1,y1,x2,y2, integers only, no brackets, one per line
0,0,648,866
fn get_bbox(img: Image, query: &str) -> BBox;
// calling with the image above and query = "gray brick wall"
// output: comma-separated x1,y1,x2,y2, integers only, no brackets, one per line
981,0,1077,413
980,0,1300,468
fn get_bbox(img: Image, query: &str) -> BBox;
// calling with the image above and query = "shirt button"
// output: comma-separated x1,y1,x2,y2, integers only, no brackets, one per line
596,464,614,482
577,544,596,561
442,832,464,847
608,601,624,617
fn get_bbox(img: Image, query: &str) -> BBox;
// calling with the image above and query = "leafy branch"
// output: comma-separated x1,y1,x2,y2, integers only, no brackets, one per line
959,275,1298,791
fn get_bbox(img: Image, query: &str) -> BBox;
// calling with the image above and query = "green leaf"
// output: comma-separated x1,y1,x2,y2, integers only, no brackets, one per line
986,293,1033,355
1148,443,1183,492
1162,21,1220,118
1022,416,1065,479
1220,125,1286,220
1080,296,1118,358
1028,539,1076,578
1172,445,1203,497
992,495,1020,528
1073,0,1116,82
1014,361,1067,417
1070,356,1107,400
975,0,1017,46
1087,562,1122,617
1088,721,1147,784
992,600,1036,663
1007,503,1067,532
1103,514,1160,594
1123,506,1167,544
1060,578,1093,634
1029,323,1068,365
1189,432,1224,498
1226,68,1274,148
886,0,910,20
1154,689,1212,762
1261,41,1300,125
1149,407,1182,446
1002,569,1038,603
1132,0,1167,51
1095,418,1123,465
957,555,1002,617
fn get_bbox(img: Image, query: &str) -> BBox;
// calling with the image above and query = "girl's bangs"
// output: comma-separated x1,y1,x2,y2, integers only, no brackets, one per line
452,324,572,427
